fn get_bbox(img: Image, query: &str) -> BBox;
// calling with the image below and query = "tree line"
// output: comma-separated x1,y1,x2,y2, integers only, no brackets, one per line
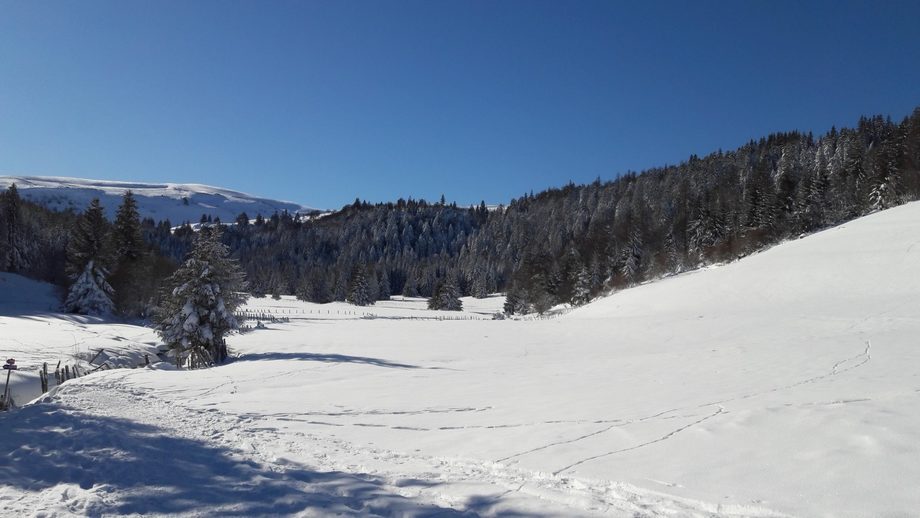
2,107,919,322
151,108,920,314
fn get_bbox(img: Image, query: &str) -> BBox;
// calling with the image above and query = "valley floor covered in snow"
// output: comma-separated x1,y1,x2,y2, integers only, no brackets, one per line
3,203,920,517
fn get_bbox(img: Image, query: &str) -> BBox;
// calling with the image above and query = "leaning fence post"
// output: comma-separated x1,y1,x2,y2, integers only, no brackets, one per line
88,348,105,365
2,359,18,410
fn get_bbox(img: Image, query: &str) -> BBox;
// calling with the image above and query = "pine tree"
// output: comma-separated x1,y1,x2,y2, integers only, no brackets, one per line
154,227,248,367
663,231,682,273
110,191,150,316
503,287,528,315
470,268,489,298
621,227,644,284
3,184,28,272
63,260,115,315
527,272,555,314
571,265,592,306
64,199,113,315
428,279,463,311
346,266,373,306
377,269,392,300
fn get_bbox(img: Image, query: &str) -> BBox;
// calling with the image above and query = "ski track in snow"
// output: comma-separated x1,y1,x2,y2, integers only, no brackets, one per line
496,339,874,473
25,372,788,517
552,407,726,476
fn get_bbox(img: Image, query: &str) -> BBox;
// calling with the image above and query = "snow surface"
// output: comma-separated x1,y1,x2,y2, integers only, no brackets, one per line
3,203,920,516
0,175,316,223
0,273,160,405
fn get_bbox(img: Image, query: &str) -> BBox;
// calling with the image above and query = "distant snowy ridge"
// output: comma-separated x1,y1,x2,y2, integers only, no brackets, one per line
0,175,318,224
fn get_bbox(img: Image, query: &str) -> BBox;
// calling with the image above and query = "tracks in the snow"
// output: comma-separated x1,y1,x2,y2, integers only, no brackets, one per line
495,339,873,473
552,406,724,475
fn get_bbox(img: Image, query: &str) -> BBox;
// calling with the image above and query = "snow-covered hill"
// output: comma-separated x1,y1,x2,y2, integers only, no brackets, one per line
0,175,317,223
3,202,920,516
0,272,160,407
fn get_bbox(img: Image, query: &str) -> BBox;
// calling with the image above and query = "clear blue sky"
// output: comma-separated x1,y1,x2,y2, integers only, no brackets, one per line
2,1,919,209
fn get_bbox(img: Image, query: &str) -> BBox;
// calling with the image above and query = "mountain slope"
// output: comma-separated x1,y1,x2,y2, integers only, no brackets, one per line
0,175,316,223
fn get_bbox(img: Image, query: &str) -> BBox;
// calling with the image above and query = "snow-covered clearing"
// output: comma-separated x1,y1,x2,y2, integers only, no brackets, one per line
3,202,920,516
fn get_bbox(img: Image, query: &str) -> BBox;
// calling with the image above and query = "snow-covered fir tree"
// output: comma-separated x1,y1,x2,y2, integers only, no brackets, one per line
155,227,248,367
469,268,489,298
63,260,114,315
377,269,392,300
571,265,592,306
64,199,113,315
621,227,644,284
503,288,525,315
346,266,373,306
428,279,462,311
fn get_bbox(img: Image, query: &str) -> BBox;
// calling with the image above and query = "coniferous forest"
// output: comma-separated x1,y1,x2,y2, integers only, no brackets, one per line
2,109,919,316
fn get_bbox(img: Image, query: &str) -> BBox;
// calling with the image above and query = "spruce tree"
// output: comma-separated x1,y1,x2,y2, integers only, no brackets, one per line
377,269,392,300
346,266,373,306
64,199,114,315
110,191,150,316
63,260,115,315
113,191,143,260
571,265,592,306
621,228,644,284
503,288,525,315
428,279,462,311
154,227,248,367
470,270,489,298
3,184,28,272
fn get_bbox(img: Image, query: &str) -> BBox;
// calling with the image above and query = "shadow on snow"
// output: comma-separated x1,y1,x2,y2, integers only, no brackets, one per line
0,403,536,516
238,352,431,370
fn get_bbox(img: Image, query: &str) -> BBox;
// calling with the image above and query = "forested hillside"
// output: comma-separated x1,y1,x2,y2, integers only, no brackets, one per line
194,109,920,312
3,109,919,315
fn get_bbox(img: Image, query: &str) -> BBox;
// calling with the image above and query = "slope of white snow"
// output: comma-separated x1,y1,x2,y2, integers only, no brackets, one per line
0,175,316,223
3,202,920,516
0,273,161,406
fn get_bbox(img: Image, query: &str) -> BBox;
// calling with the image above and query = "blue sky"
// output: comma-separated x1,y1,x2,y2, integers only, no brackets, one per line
2,1,919,209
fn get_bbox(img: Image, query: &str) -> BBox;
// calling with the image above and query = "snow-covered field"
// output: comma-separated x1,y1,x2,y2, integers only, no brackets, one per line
3,202,920,516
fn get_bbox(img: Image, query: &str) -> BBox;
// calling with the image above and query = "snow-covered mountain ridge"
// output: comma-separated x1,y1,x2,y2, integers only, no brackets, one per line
0,175,317,223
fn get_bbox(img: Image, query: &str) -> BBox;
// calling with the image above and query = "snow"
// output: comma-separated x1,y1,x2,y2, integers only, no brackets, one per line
0,175,317,223
3,202,920,516
0,273,160,406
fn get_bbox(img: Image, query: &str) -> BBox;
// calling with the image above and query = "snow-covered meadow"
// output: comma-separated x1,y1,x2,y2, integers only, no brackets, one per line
3,202,920,516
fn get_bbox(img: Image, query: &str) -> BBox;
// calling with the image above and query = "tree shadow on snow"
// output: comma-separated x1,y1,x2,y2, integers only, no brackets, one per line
0,404,543,517
238,351,431,369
